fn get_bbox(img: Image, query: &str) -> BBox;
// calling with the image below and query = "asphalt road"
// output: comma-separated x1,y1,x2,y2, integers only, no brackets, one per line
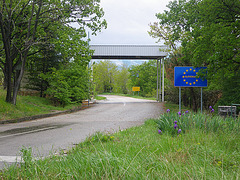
0,95,164,169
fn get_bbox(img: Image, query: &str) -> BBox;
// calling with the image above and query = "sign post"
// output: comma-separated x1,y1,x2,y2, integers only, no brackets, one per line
174,67,207,113
132,87,140,96
179,87,181,112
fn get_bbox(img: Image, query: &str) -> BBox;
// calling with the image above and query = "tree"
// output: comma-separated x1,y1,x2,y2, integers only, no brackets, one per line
113,64,129,94
183,0,240,105
128,61,158,97
42,62,89,107
93,61,118,93
149,0,240,108
189,0,240,73
26,42,63,97
0,0,106,105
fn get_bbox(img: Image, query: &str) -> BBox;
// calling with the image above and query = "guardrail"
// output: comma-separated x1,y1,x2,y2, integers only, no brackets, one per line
218,106,236,117
218,104,240,118
231,104,240,118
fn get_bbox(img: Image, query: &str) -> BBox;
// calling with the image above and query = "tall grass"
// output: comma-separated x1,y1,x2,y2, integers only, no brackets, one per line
1,114,240,179
155,111,240,135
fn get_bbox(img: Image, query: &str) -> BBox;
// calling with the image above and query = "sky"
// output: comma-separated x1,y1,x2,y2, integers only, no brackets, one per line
90,0,171,45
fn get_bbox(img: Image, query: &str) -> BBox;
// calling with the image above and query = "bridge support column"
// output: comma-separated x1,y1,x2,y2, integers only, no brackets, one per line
159,59,162,102
156,59,162,102
162,58,164,102
157,60,159,101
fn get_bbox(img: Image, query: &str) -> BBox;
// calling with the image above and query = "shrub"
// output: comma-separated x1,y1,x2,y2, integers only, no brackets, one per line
42,64,89,107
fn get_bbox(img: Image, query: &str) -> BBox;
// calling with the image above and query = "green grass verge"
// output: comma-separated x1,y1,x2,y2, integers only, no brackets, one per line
0,88,81,121
164,101,189,112
1,113,239,179
95,95,107,100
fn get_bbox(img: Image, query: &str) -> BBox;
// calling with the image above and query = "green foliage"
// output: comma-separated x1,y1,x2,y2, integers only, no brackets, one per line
95,95,107,100
0,87,79,120
150,0,240,108
189,0,240,75
113,64,130,94
42,63,89,107
0,70,3,86
20,147,33,169
93,61,120,93
156,111,240,136
215,72,240,113
85,132,115,144
128,60,159,97
0,0,107,104
26,45,63,97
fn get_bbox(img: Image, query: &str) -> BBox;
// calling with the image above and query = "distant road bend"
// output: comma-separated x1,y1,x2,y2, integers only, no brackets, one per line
0,95,164,169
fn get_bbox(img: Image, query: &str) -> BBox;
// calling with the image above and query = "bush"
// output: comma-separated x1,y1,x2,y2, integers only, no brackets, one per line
42,64,89,107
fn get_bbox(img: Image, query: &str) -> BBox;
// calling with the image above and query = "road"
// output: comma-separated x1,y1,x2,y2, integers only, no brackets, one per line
0,95,164,169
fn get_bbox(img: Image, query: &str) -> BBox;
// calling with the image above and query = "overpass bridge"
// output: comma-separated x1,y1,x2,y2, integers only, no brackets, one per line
90,45,168,59
90,45,169,102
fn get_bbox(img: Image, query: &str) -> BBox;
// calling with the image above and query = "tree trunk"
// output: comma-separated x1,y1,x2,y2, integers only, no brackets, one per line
5,62,12,103
12,52,28,105
190,88,198,112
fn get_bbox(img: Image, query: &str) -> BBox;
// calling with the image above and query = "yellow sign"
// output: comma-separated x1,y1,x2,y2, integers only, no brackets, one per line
132,87,140,92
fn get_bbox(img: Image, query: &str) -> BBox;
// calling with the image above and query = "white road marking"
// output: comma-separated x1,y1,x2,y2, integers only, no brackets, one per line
0,127,55,139
0,156,22,163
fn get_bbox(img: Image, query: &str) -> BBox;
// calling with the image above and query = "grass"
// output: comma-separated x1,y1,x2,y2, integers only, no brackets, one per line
95,95,107,100
164,101,190,112
0,88,81,121
1,112,240,179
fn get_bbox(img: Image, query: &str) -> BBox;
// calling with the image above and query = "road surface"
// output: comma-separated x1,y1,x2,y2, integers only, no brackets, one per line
0,95,164,169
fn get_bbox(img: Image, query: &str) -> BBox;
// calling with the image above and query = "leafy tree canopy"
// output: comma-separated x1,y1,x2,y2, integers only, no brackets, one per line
149,0,240,106
0,0,107,104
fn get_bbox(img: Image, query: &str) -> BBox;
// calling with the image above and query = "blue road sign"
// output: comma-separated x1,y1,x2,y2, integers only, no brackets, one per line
174,67,207,87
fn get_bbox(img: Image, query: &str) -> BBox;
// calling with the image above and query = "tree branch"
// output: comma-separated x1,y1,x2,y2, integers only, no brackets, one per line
13,0,31,23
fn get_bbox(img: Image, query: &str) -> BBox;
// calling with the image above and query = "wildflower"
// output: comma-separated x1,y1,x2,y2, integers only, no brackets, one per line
158,129,162,134
174,121,177,124
217,161,222,166
166,109,170,113
211,109,214,113
178,129,182,133
182,113,184,116
178,112,181,116
185,110,189,114
174,124,178,129
209,106,212,109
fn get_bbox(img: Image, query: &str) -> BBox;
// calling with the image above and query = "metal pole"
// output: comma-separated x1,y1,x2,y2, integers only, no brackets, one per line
201,87,203,113
159,59,162,102
162,59,164,102
179,87,181,112
88,31,90,106
157,60,159,101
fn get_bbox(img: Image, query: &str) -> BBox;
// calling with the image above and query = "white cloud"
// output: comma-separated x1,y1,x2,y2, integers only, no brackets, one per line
90,0,171,45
